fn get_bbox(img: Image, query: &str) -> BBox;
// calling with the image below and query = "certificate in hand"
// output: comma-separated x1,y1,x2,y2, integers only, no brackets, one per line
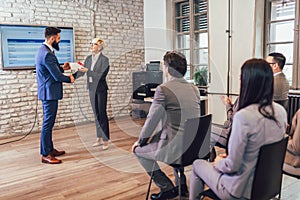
69,62,84,71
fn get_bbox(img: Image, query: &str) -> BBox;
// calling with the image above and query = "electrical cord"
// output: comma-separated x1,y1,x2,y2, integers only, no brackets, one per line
73,81,133,122
73,82,94,123
0,81,132,145
0,93,38,145
108,98,132,121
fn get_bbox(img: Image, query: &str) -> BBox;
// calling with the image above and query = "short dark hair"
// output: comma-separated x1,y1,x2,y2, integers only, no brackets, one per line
163,51,187,78
268,52,286,70
44,27,61,39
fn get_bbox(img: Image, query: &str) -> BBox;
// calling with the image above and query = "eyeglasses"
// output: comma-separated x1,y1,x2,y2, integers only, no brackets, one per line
268,62,276,66
90,43,98,46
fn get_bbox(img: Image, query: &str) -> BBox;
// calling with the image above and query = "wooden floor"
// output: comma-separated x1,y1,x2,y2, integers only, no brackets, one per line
0,116,299,200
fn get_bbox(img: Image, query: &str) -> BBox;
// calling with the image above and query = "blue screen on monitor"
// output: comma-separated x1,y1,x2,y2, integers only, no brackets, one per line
0,24,75,69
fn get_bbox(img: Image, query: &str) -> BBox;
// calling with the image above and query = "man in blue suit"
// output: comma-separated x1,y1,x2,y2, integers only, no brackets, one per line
35,27,75,164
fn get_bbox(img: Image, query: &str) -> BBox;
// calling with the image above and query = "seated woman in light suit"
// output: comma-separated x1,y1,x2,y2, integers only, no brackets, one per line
189,58,287,200
283,108,300,177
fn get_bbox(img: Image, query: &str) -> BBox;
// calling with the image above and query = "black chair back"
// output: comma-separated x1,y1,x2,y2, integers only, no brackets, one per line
145,114,212,200
179,114,212,167
251,136,288,200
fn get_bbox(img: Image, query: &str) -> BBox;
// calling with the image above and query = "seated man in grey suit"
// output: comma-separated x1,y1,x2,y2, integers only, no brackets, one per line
266,52,289,111
131,51,201,200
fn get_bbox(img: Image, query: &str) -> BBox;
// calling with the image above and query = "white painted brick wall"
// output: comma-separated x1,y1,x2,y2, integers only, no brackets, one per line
0,0,144,138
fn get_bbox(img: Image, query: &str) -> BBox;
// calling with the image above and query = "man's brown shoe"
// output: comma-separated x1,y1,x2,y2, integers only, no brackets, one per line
41,155,62,164
50,149,65,157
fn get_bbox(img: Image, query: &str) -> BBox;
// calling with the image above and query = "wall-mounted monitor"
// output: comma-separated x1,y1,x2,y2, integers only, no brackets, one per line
0,24,75,70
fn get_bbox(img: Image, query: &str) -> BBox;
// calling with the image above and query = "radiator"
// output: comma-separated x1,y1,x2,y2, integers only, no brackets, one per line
288,94,300,124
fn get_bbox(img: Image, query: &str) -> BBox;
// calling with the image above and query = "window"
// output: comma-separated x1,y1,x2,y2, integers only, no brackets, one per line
174,0,208,83
266,0,300,88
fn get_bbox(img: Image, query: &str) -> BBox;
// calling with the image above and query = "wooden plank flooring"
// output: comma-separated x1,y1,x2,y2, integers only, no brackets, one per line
0,116,299,200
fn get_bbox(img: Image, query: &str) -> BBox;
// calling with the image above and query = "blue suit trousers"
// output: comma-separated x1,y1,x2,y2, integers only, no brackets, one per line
40,100,58,156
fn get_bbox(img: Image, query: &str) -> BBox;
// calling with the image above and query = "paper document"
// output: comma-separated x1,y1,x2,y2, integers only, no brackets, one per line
69,62,84,71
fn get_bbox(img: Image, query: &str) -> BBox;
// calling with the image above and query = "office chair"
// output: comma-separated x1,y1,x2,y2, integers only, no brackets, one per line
200,136,288,200
146,114,212,200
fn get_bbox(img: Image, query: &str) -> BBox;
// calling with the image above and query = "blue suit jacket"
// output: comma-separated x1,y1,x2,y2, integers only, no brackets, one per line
35,44,71,100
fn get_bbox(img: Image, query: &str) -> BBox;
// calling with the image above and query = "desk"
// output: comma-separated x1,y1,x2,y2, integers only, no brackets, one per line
132,71,163,100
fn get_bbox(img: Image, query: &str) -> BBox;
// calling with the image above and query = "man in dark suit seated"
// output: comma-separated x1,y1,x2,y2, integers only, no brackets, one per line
35,27,75,164
131,51,201,200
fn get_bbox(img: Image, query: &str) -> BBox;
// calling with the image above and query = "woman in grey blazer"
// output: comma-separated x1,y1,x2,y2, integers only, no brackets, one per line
284,108,300,177
75,38,110,150
189,59,287,200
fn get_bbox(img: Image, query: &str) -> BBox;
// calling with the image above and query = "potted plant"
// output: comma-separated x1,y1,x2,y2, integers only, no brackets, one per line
194,67,208,86
194,67,208,96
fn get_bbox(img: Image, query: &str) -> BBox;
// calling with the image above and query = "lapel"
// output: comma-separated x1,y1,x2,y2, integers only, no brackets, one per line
86,55,93,70
93,53,103,71
43,44,54,55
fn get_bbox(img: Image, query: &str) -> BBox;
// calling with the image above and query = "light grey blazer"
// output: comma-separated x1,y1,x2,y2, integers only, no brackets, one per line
285,108,300,167
215,103,287,199
137,77,201,164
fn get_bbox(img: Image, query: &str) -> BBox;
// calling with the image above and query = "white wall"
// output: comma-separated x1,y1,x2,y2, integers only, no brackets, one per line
144,0,172,65
144,0,264,124
208,0,258,123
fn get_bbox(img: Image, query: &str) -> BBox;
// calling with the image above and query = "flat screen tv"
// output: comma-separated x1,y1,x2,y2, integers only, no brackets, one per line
0,24,75,70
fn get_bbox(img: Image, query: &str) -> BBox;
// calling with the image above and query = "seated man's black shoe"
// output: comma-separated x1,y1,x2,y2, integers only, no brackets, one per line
150,188,178,200
176,184,189,197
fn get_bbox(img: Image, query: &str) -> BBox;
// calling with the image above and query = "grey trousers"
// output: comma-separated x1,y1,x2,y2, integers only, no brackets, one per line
189,159,244,200
134,147,175,192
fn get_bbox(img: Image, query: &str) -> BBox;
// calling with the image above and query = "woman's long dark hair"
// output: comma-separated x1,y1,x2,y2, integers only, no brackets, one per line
238,58,277,121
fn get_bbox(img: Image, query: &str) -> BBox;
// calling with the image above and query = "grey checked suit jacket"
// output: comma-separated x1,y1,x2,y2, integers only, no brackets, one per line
137,77,201,164
274,72,289,101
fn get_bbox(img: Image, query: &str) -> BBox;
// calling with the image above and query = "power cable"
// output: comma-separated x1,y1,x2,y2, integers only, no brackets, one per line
0,93,38,145
0,78,133,145
73,81,133,122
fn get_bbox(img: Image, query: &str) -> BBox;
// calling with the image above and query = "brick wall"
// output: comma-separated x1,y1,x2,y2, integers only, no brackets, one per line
0,0,144,138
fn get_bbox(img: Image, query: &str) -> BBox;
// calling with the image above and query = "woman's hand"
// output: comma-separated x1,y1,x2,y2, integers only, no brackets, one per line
78,67,88,73
213,153,227,167
221,96,232,105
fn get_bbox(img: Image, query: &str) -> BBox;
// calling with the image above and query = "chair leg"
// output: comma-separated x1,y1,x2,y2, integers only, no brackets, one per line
178,175,181,200
178,168,182,200
145,163,156,200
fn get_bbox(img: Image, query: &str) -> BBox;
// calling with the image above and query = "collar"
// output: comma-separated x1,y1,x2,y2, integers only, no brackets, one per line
92,52,101,57
274,71,283,77
43,42,54,52
169,76,186,82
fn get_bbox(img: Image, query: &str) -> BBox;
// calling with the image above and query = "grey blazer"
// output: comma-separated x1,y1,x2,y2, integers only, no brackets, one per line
137,77,201,164
76,53,109,92
215,103,287,199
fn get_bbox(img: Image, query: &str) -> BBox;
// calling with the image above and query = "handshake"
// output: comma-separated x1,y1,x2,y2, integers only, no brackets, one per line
62,62,88,83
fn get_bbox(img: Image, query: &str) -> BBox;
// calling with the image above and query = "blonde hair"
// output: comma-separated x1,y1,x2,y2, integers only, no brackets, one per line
91,38,105,49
